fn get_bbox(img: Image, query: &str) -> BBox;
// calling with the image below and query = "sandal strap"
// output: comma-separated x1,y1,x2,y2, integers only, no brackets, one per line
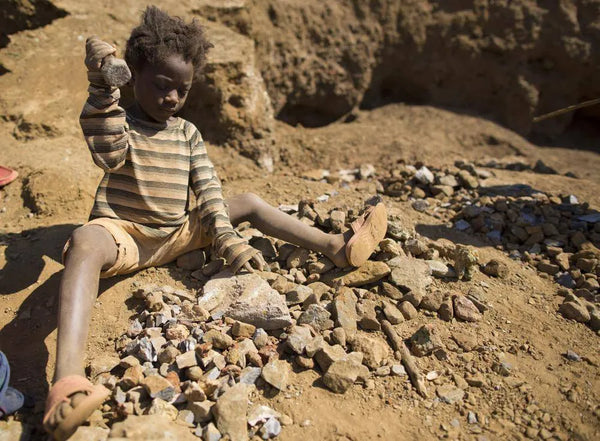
350,205,376,233
43,375,95,425
350,219,363,234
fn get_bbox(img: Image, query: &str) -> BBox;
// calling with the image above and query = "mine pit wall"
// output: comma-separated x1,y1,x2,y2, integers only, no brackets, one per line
2,0,599,170
195,0,600,137
179,20,276,172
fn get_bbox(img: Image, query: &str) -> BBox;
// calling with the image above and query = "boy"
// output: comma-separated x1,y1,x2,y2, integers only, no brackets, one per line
43,6,386,440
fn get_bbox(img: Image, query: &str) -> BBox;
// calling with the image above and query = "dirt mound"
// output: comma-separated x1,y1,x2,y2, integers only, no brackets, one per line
195,0,600,136
0,0,68,76
3,1,599,168
0,0,67,49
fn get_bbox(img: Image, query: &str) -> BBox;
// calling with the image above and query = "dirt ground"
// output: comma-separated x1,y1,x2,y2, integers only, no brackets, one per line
1,1,599,440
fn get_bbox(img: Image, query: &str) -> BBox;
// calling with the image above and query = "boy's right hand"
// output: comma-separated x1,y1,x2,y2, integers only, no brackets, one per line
241,250,267,274
85,36,116,72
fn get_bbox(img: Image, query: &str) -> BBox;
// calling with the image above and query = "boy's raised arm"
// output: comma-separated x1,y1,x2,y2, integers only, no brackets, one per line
79,37,129,172
188,126,261,274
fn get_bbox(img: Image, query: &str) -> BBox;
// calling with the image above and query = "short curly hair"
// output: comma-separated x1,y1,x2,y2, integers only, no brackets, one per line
125,6,212,77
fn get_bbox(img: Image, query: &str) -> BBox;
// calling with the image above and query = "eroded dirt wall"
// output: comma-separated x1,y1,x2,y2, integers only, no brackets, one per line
195,0,600,136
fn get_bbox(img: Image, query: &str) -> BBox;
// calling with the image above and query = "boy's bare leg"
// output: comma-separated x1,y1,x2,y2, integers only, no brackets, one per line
226,193,351,268
48,225,117,426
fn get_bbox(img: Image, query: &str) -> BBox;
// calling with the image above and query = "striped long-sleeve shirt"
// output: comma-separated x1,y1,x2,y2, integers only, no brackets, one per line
80,71,257,273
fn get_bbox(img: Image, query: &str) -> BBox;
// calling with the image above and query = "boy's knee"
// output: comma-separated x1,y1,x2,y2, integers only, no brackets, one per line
238,192,263,210
68,226,108,256
227,193,267,225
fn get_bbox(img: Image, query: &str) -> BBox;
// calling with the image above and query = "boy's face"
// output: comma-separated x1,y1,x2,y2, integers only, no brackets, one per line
132,54,194,123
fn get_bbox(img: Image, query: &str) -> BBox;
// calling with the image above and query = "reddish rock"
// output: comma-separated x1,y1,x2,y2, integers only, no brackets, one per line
453,296,482,322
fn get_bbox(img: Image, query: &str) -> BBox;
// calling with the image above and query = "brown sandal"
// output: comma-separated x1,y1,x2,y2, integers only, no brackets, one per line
345,202,387,267
43,375,109,441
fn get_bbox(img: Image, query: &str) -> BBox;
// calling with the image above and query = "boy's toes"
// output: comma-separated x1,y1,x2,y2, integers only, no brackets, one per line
47,397,75,430
69,391,88,409
58,398,74,421
57,391,87,425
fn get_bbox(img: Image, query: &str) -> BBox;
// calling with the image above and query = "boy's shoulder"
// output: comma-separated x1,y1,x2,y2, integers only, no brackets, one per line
178,118,203,140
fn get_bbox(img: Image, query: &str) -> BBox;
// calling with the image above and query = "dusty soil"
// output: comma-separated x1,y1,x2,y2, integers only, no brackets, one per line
0,1,599,440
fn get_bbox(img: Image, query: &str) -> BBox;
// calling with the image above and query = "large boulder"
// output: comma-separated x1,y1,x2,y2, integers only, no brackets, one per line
387,256,432,297
180,20,275,170
199,272,293,330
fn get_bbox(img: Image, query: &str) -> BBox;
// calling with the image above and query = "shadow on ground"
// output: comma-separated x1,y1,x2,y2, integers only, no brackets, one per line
0,224,121,409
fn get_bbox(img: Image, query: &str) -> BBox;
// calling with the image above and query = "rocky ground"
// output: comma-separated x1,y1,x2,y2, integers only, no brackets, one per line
1,1,600,441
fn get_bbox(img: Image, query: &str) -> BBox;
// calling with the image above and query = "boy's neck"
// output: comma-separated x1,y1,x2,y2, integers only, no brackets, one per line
128,102,176,127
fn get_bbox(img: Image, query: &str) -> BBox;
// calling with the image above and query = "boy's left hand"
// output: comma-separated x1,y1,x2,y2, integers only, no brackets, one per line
241,251,267,273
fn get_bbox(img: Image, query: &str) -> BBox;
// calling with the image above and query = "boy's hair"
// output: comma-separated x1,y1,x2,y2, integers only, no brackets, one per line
125,5,212,77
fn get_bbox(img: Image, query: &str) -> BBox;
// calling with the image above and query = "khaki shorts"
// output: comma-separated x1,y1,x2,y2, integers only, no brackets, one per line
63,208,212,278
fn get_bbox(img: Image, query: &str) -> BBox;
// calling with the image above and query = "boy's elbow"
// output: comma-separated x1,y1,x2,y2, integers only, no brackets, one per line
87,136,129,171
92,156,126,172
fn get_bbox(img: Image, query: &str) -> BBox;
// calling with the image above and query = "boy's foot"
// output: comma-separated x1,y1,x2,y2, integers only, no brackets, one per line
43,375,109,441
327,230,353,268
327,202,388,268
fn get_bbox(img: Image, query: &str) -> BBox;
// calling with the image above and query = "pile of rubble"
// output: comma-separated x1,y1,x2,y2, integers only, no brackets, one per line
86,204,503,440
394,162,600,331
303,160,599,330
450,188,600,330
76,165,598,439
347,160,600,331
431,167,599,331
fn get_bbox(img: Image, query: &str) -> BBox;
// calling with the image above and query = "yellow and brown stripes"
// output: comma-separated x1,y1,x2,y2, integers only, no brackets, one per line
214,233,259,274
186,121,260,269
81,73,256,270
80,73,128,171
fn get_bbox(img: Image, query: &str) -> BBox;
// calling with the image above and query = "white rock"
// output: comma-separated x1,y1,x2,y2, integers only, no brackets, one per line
200,272,292,330
261,360,290,390
426,371,439,381
248,405,281,427
259,417,282,439
239,367,262,385
391,364,407,376
426,260,456,278
415,166,434,184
